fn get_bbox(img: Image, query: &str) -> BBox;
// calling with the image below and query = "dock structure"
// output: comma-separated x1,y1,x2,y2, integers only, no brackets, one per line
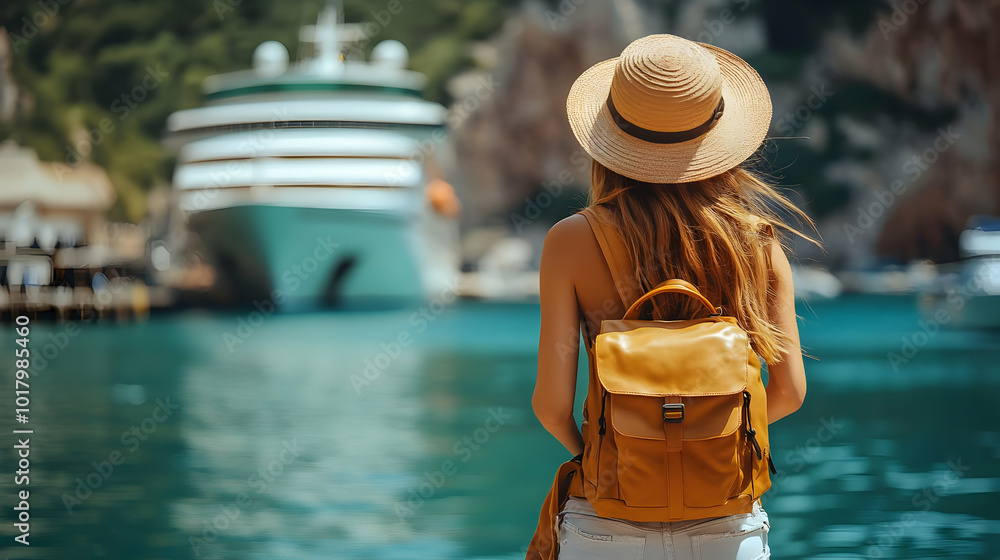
0,141,161,321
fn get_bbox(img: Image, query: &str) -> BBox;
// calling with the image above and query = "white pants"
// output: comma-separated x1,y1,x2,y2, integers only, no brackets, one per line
556,496,770,560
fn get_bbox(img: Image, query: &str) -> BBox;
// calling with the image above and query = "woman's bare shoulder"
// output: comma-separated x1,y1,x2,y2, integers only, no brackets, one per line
546,213,591,241
541,213,596,269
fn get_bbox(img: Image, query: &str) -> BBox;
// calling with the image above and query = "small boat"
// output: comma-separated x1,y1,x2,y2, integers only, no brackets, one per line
163,3,460,309
919,216,1000,329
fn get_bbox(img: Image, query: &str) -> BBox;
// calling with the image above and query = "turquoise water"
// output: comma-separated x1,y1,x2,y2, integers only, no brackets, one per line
1,295,999,559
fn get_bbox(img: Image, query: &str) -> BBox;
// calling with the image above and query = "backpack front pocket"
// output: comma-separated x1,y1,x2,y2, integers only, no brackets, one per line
609,393,744,508
680,428,743,507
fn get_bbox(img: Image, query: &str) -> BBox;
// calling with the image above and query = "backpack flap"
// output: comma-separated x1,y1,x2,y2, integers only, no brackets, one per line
595,318,750,397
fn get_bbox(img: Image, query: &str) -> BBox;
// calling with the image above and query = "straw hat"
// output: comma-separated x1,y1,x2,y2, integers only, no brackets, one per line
567,34,772,184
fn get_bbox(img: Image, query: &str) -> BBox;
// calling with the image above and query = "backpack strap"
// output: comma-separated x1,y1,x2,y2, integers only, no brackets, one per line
578,206,642,309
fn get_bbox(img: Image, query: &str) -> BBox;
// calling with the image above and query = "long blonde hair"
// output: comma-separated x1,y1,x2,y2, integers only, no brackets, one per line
588,160,815,364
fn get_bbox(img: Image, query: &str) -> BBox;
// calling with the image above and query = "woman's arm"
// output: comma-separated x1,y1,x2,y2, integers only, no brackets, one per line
765,239,807,423
532,218,585,456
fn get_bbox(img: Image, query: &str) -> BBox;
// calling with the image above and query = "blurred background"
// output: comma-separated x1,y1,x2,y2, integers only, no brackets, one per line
0,0,998,558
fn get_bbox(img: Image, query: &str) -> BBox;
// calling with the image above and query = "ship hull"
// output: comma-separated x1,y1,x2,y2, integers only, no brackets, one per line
188,204,454,310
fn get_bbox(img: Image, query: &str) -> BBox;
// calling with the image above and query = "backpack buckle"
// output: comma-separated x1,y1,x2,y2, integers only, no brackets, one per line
662,403,685,423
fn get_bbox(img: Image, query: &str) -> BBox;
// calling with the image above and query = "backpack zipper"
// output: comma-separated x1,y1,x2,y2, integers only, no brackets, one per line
592,389,608,495
743,391,762,461
597,390,608,436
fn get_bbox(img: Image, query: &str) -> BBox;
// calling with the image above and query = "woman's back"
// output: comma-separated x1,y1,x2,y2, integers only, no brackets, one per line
535,192,806,453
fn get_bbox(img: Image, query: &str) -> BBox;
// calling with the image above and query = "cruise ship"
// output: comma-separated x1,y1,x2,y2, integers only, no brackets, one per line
163,5,460,309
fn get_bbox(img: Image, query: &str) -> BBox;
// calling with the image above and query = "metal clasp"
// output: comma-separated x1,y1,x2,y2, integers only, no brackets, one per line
662,403,685,423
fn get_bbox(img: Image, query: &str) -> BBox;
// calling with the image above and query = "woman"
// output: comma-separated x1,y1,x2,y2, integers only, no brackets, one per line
529,34,811,559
